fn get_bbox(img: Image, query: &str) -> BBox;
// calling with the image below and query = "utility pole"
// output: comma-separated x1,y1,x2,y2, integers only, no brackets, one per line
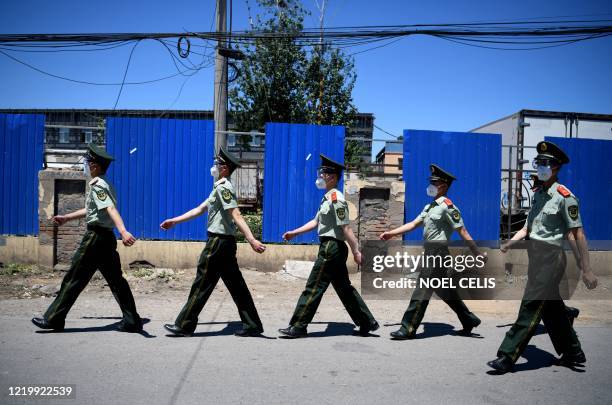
315,0,327,124
214,0,228,152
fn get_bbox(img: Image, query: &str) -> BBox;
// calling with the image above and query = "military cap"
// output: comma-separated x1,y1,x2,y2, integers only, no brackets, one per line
84,143,114,163
319,153,345,174
217,147,242,169
429,164,456,184
535,141,570,165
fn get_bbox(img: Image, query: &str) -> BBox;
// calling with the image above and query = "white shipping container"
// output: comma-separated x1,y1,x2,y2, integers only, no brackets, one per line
471,110,612,215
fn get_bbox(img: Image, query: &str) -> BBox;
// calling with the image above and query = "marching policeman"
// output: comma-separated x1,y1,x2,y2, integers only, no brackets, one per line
487,141,597,373
161,148,266,337
279,154,379,338
379,164,484,340
32,144,143,333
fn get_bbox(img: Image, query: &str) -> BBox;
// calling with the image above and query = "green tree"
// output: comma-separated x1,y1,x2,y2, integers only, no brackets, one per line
229,0,363,162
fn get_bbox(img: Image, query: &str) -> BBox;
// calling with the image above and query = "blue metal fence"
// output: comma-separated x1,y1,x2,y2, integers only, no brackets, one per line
0,114,45,236
262,123,345,243
545,137,612,243
105,117,215,241
403,129,501,242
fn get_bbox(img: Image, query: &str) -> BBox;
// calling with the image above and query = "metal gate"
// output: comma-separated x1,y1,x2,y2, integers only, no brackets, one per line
403,129,501,241
0,113,45,236
545,137,612,244
262,123,345,243
105,117,215,241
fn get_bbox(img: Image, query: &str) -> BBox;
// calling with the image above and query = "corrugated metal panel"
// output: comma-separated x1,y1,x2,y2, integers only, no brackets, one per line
545,137,612,242
0,114,44,236
262,123,345,243
105,117,215,241
403,129,501,242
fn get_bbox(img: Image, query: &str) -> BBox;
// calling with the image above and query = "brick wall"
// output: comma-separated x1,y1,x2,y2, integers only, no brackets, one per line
38,170,87,268
344,175,405,242
54,180,86,265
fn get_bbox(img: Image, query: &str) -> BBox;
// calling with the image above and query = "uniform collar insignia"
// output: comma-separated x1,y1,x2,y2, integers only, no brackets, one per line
546,181,559,197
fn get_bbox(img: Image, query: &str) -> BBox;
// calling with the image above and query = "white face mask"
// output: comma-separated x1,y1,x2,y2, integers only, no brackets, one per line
210,164,219,178
536,165,552,182
315,177,326,190
83,160,91,178
426,184,438,197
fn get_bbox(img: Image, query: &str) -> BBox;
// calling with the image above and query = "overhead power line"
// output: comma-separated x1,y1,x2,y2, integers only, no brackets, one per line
0,19,609,88
0,19,610,49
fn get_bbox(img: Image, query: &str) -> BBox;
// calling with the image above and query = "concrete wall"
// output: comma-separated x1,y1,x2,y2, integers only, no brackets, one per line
116,241,324,272
0,236,39,265
0,235,336,272
3,235,612,275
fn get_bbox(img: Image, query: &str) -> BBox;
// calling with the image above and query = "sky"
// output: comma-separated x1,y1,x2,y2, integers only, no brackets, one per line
1,0,611,160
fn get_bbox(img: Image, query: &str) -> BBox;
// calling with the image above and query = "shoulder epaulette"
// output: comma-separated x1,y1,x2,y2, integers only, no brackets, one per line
443,198,453,207
557,185,571,198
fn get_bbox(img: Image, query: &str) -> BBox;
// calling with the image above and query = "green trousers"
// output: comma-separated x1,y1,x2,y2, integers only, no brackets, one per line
289,238,376,330
44,226,141,328
399,245,480,336
498,241,582,363
175,235,263,333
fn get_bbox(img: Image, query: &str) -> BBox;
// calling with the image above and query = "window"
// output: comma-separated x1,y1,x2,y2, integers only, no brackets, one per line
398,158,403,168
227,134,236,147
59,127,70,144
82,130,93,144
250,134,261,147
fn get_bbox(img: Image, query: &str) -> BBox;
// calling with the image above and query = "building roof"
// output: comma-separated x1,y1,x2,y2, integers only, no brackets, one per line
470,109,612,132
385,142,403,153
375,141,402,160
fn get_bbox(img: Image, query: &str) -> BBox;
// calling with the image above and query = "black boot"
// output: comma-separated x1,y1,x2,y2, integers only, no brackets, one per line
115,320,143,333
390,329,413,340
278,326,307,338
31,317,64,331
487,355,513,373
234,328,264,337
358,320,380,336
456,318,482,336
164,323,192,337
559,350,586,366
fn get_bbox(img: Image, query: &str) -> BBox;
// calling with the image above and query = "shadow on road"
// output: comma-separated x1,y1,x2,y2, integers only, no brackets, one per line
486,344,585,375
35,318,154,338
414,322,456,339
307,321,359,338
165,321,276,339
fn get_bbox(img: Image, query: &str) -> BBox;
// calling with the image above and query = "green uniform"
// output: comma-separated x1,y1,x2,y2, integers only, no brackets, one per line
497,182,583,363
44,176,141,329
204,178,239,235
398,196,480,337
174,178,263,334
288,188,376,330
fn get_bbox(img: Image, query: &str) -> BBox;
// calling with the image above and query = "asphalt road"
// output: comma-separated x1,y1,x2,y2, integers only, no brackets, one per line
1,291,611,405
